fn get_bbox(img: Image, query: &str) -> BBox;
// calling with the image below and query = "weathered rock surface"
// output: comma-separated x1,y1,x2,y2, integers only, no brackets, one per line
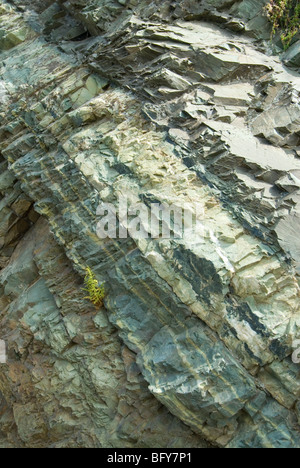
0,0,299,448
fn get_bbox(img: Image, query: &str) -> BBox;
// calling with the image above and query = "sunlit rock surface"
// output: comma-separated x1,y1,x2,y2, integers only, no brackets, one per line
0,0,299,448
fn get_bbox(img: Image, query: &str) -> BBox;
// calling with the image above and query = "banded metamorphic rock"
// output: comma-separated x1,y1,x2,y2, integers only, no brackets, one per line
0,0,300,448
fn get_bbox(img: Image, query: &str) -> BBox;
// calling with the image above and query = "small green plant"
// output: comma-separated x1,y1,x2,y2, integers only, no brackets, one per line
265,0,300,50
83,267,105,308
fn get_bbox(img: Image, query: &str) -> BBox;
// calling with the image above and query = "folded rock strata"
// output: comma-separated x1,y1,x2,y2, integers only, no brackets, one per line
0,0,299,448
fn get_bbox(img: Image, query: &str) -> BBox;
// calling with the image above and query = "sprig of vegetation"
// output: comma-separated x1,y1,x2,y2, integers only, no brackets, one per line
83,267,105,308
265,0,300,50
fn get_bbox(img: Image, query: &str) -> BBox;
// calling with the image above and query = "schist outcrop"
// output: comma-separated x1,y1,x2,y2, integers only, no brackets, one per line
0,0,299,449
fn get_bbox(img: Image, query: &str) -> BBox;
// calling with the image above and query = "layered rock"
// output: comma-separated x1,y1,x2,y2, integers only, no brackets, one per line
0,0,299,448
0,216,211,448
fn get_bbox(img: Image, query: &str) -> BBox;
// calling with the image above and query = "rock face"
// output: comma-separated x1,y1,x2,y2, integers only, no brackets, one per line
0,0,299,448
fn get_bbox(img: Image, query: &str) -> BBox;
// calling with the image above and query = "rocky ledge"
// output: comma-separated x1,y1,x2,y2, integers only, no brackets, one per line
0,0,299,448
